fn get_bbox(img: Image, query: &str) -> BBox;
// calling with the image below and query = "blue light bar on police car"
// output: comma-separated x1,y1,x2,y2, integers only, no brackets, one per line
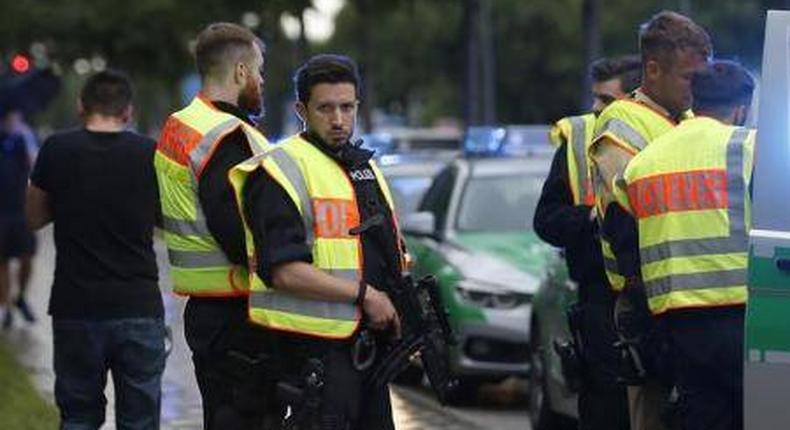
464,126,507,155
464,125,552,157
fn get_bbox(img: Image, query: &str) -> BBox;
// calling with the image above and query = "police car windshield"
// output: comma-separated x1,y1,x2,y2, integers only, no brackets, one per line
388,176,434,218
457,174,544,232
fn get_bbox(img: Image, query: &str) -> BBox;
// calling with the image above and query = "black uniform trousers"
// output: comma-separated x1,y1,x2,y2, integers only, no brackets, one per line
664,306,744,430
277,332,395,430
184,297,282,430
576,285,631,430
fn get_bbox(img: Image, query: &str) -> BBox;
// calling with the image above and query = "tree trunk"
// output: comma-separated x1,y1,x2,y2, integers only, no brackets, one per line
581,0,601,110
480,0,496,125
464,0,481,126
358,0,375,132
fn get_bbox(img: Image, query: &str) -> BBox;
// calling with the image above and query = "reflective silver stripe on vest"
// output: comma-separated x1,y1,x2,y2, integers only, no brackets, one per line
645,268,747,298
168,249,230,268
600,118,649,151
641,237,745,265
639,128,749,266
725,128,749,238
268,148,315,247
189,118,241,173
241,126,265,156
163,215,213,238
603,256,619,273
568,116,589,204
642,128,749,299
249,290,358,320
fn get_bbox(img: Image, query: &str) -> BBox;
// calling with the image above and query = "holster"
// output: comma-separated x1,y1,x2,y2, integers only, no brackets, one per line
555,303,585,392
278,358,325,430
612,283,654,385
219,349,279,413
660,385,685,430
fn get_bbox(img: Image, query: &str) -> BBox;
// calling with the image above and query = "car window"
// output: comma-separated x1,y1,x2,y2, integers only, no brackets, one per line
418,167,456,231
456,174,545,232
388,176,434,218
753,101,790,231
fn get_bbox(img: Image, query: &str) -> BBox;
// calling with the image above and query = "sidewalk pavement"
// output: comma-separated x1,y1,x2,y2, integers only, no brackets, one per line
3,228,513,429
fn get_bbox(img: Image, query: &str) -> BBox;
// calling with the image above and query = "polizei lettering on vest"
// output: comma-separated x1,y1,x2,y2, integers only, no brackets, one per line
627,169,728,219
349,168,376,182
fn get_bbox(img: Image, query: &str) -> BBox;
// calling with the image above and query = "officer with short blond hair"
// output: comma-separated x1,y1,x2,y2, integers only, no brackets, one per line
155,22,277,429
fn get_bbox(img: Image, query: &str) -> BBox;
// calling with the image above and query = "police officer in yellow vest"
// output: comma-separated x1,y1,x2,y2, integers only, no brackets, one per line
589,11,711,430
536,55,640,430
230,55,402,429
612,60,754,430
155,23,277,429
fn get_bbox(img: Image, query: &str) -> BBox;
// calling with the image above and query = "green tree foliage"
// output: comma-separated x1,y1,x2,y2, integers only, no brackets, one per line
324,0,773,126
0,0,779,131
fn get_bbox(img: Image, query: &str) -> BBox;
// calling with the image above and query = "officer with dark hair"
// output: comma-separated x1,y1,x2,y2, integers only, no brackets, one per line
612,59,755,430
230,54,403,429
536,55,638,430
590,55,643,114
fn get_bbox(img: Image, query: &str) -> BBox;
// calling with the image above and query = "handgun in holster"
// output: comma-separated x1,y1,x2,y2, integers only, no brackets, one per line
278,358,325,430
660,385,685,430
553,303,585,393
612,282,653,385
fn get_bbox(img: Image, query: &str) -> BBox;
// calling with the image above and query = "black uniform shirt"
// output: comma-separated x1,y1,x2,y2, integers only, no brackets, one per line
243,132,401,294
603,204,640,278
533,142,610,301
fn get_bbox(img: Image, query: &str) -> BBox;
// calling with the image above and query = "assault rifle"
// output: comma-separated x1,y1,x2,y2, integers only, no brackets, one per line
366,273,458,404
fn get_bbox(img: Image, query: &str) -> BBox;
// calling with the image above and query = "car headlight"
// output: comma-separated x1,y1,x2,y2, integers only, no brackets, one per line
456,280,531,309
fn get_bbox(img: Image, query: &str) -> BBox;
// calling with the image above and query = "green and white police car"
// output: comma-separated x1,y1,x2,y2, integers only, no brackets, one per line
401,126,556,401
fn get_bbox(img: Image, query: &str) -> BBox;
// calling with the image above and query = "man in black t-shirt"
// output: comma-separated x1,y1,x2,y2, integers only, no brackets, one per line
26,70,165,430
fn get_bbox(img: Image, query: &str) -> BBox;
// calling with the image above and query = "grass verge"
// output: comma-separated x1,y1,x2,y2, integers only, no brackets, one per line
0,339,59,429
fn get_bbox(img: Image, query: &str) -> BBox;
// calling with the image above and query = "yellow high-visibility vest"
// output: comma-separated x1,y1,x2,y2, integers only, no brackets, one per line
229,134,404,339
590,99,685,291
155,95,270,296
613,117,754,315
551,114,596,206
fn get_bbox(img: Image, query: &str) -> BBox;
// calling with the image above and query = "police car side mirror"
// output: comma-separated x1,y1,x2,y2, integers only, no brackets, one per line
402,211,437,238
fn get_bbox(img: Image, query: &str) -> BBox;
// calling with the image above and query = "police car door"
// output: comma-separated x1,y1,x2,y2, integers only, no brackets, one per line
745,10,790,429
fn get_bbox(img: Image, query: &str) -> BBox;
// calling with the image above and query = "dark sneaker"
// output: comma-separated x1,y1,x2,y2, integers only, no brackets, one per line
15,298,36,323
2,310,12,330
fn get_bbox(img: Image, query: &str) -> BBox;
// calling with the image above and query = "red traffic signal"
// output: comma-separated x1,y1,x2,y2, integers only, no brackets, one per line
11,54,31,73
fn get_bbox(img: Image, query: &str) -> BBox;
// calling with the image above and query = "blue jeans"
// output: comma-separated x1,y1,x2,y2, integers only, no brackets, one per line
53,318,166,430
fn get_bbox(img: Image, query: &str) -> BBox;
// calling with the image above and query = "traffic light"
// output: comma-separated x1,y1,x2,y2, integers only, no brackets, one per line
10,54,31,74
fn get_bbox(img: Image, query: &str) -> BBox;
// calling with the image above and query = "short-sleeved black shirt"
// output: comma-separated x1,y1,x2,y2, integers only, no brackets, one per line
31,128,163,319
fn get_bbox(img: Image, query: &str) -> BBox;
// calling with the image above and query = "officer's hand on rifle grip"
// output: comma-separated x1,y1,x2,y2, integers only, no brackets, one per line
363,285,400,335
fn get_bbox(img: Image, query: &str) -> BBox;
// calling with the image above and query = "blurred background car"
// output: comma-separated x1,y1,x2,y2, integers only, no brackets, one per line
401,126,555,404
528,256,580,429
